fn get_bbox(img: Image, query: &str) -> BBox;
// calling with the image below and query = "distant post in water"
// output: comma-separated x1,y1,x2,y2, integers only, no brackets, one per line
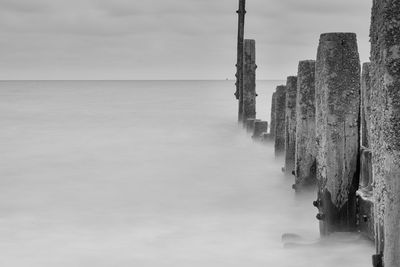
295,60,316,191
235,0,246,122
274,85,286,157
242,39,257,122
284,76,297,176
370,1,400,266
315,33,360,235
270,92,277,139
252,121,268,140
246,118,258,133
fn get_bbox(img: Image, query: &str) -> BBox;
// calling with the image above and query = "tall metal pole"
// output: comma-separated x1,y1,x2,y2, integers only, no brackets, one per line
235,0,246,122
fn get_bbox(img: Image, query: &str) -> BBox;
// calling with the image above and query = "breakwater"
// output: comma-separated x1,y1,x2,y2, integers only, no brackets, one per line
234,1,400,266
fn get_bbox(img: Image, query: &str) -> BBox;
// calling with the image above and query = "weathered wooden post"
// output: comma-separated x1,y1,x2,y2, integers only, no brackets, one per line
274,85,286,157
235,0,246,122
362,61,384,265
270,92,277,139
294,60,317,191
361,63,372,148
315,33,360,235
359,63,373,192
242,39,256,122
357,148,374,241
245,118,257,133
356,63,375,243
370,1,400,266
284,76,298,176
252,121,268,140
246,118,260,134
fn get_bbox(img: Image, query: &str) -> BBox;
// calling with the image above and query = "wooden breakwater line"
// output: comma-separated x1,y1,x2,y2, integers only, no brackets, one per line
233,1,400,267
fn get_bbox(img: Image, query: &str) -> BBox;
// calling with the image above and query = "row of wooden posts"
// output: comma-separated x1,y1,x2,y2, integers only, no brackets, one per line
234,1,400,267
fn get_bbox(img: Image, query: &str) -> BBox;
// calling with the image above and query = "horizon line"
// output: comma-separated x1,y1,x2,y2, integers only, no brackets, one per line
0,79,286,82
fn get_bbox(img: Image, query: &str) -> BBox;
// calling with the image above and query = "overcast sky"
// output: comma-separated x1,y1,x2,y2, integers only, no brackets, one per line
0,0,372,80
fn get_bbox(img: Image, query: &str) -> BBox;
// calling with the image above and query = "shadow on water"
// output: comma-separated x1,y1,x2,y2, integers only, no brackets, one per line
0,80,373,266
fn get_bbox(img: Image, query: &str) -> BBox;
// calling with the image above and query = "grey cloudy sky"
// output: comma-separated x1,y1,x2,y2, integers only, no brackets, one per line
0,0,372,80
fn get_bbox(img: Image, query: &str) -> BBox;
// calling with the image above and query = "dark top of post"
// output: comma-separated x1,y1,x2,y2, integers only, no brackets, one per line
319,32,357,42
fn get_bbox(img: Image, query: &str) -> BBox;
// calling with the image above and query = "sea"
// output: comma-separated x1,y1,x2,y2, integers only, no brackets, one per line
0,80,373,266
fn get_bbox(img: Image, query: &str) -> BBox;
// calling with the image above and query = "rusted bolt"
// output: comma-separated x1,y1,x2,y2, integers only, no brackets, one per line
316,213,325,221
313,199,322,208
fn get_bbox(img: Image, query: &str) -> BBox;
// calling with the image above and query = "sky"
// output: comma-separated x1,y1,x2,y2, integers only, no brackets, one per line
0,0,373,80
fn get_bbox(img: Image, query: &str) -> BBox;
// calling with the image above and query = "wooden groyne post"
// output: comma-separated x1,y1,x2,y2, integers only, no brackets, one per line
284,76,298,175
315,33,361,235
361,62,372,149
269,92,277,140
370,1,400,265
235,0,246,122
357,62,375,243
242,39,257,123
252,121,268,140
294,60,317,191
274,85,286,157
246,118,258,133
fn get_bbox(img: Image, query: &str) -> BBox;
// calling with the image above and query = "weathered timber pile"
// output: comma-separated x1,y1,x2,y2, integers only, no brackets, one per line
245,118,257,133
252,121,268,140
242,39,257,123
294,60,316,191
269,92,277,140
235,0,246,122
357,62,375,243
284,76,298,175
274,85,287,157
369,1,400,266
315,32,361,235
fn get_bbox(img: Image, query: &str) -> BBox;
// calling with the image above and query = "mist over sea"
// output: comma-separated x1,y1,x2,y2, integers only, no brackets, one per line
0,80,373,266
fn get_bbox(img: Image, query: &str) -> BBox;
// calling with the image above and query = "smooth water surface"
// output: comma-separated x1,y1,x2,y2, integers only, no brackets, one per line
0,80,373,266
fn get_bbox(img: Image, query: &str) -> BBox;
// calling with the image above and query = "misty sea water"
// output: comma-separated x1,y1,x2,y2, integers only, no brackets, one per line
0,80,373,266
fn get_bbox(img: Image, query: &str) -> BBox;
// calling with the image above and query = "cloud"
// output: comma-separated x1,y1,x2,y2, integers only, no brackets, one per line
0,0,372,80
0,0,49,13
